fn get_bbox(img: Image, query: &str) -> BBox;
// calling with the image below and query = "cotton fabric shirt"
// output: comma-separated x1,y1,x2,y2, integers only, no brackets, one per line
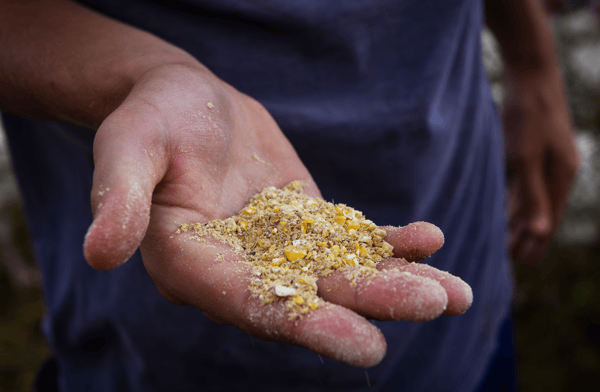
3,0,512,390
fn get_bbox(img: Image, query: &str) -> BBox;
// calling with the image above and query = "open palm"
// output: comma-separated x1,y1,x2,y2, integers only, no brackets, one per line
83,63,472,367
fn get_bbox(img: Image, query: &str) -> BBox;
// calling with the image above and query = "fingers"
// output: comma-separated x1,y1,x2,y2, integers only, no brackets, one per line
83,105,167,270
382,222,445,262
144,222,386,368
547,146,579,234
317,268,448,321
509,140,578,264
509,153,553,264
241,299,387,368
377,258,473,316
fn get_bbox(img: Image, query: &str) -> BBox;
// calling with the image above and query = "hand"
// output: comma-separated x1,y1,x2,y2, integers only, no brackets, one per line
504,66,579,264
82,62,473,367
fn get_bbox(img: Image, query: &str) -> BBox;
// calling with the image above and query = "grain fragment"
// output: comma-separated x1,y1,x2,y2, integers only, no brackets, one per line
177,181,394,318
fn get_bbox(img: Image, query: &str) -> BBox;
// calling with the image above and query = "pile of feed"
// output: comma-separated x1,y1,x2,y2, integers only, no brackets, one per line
178,181,394,318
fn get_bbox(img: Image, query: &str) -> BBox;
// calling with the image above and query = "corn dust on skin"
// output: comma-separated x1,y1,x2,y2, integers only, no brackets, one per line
178,181,394,319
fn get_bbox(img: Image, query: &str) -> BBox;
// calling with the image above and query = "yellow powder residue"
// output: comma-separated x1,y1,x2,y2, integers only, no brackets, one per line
177,181,394,318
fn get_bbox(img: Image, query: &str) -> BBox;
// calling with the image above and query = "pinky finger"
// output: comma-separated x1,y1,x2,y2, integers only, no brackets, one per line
377,258,473,316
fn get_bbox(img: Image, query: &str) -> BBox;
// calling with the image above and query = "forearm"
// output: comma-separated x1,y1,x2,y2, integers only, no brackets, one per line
0,0,199,128
485,0,559,74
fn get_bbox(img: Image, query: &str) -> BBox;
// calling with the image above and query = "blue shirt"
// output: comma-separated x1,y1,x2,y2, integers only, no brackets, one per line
3,0,511,390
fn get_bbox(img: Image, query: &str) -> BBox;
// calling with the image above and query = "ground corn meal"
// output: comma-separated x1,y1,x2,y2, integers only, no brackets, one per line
178,181,394,318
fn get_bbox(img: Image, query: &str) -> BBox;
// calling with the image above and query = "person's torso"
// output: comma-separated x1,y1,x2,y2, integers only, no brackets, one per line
3,1,511,390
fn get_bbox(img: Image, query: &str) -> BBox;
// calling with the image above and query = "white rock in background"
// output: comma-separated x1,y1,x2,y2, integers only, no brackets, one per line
569,42,600,89
571,130,600,206
554,9,600,40
556,129,600,245
489,82,505,107
481,28,504,81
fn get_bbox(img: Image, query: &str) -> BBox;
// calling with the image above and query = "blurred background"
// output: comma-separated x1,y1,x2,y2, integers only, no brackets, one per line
2,4,600,392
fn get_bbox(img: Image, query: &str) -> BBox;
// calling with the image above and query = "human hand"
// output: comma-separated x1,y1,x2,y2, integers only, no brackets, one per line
82,63,473,367
503,66,579,264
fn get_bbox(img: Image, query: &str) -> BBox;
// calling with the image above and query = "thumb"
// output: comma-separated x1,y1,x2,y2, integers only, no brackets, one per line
83,110,166,271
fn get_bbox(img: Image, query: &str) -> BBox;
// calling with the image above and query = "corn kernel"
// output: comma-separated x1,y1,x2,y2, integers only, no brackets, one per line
273,207,280,212
242,206,257,216
284,247,307,262
239,221,249,230
333,216,346,225
294,296,304,305
274,285,297,297
271,258,284,266
382,241,394,254
257,238,270,248
346,222,361,232
301,218,315,234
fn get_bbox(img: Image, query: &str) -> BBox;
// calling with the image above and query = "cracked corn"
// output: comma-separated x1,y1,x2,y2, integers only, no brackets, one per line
177,181,394,318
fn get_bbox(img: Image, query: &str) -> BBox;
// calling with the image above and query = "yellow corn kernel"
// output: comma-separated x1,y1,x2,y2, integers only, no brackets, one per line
239,220,249,230
273,207,280,212
257,238,271,248
359,247,368,256
333,216,346,225
346,222,361,232
271,258,284,267
242,206,257,216
310,302,319,310
301,218,315,234
280,220,286,226
382,242,394,254
294,296,304,305
317,242,328,247
332,245,340,255
284,247,307,262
